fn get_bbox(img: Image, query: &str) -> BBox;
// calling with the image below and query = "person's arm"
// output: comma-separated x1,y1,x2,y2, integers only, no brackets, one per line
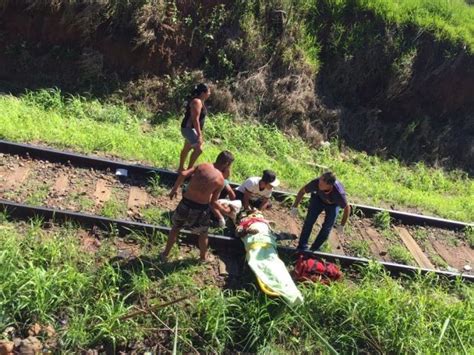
190,99,203,143
340,204,351,226
292,185,308,208
210,181,226,225
169,166,196,199
226,184,236,200
290,180,316,216
243,189,252,210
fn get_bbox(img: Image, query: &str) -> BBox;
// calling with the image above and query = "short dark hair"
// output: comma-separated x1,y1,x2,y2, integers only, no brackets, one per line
215,150,234,166
192,83,209,97
261,169,277,183
321,171,336,185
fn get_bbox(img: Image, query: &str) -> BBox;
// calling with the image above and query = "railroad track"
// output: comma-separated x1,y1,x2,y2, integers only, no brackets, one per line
0,139,473,281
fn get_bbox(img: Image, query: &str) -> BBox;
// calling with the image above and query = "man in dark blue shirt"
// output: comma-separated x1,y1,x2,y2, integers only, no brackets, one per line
290,171,351,251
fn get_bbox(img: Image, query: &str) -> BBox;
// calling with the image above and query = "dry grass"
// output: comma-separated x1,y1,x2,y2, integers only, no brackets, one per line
231,66,332,146
135,1,168,48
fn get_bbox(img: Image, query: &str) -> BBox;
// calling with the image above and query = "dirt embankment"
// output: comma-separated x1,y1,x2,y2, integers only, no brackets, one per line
315,8,474,173
0,1,473,173
0,1,208,82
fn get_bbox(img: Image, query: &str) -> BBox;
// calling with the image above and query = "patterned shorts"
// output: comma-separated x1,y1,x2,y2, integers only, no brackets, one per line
172,198,211,234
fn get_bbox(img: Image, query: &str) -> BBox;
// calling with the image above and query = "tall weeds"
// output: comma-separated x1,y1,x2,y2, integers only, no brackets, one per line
0,218,473,352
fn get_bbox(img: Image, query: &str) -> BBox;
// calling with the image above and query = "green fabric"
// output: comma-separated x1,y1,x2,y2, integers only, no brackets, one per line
241,222,303,305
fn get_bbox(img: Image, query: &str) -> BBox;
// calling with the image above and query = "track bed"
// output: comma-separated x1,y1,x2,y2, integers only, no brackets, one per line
1,152,472,275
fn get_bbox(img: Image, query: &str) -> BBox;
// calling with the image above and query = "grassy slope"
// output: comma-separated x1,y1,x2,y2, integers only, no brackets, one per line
0,218,473,353
310,0,474,53
358,0,474,52
0,91,473,222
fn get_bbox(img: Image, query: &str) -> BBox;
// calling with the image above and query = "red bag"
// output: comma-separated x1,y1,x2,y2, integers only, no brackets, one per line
293,254,342,284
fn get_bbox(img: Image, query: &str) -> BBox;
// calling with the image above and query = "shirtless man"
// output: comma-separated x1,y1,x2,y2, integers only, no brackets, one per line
161,150,234,262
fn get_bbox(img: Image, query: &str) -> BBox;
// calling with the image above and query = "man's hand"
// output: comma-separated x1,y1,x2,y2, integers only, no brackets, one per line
198,135,203,144
336,225,344,234
290,207,298,217
169,187,178,200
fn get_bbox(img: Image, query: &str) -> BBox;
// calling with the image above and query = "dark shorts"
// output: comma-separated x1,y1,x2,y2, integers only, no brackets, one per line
181,127,199,146
172,197,211,234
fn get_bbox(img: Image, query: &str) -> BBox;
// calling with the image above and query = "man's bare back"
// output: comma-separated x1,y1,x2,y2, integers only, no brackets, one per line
184,163,224,204
162,150,234,262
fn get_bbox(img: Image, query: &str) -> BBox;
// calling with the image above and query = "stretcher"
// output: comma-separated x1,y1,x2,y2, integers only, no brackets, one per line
235,211,303,304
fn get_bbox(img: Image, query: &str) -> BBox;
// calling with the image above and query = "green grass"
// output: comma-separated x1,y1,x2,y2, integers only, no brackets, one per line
142,207,172,227
312,0,474,53
0,90,473,222
2,190,19,201
373,210,392,230
358,0,474,53
388,244,415,264
346,240,372,258
381,228,399,242
1,218,473,353
147,174,168,198
24,184,50,206
66,191,95,211
465,226,474,248
101,196,126,219
431,254,449,268
413,228,429,243
0,221,141,349
445,234,460,247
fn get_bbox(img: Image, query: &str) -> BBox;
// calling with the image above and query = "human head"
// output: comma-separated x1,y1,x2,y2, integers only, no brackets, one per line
319,171,336,193
260,169,280,190
192,83,211,101
215,150,234,171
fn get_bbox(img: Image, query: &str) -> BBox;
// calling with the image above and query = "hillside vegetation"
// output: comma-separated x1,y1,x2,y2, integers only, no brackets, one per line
1,0,473,171
359,0,474,50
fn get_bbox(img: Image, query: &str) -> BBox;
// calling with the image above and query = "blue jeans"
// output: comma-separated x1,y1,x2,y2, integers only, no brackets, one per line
298,196,340,251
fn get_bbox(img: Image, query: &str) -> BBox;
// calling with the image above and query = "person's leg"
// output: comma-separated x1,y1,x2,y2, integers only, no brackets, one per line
162,200,188,261
310,205,340,251
187,142,203,169
161,226,180,261
198,232,209,261
178,141,193,172
297,197,324,250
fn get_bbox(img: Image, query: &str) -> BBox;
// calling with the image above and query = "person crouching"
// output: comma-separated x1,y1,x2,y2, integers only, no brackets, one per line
161,150,234,262
235,170,280,211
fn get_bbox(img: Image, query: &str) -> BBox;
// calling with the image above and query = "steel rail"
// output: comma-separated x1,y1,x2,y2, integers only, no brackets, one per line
0,199,242,253
1,139,472,230
1,199,472,282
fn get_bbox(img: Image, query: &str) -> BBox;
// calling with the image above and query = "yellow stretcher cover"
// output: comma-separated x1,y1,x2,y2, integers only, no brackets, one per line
240,221,303,305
